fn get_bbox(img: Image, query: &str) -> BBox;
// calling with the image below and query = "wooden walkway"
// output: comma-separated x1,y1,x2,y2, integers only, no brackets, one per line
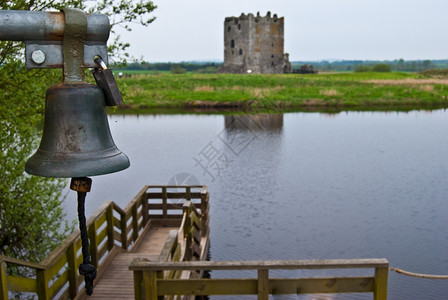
83,227,176,300
0,186,210,300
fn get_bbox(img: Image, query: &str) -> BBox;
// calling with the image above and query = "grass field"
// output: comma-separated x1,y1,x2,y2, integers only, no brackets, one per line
114,72,448,111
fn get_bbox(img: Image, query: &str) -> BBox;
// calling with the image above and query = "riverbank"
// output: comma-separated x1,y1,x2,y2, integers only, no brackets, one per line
115,72,448,111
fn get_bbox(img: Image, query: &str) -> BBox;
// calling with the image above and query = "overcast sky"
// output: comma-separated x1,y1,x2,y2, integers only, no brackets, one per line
114,0,448,62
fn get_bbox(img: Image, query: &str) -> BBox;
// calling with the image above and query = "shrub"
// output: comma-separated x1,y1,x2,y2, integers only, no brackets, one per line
170,65,187,74
354,66,371,73
372,64,391,72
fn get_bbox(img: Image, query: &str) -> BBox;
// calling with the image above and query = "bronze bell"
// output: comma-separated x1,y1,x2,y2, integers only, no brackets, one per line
25,83,130,178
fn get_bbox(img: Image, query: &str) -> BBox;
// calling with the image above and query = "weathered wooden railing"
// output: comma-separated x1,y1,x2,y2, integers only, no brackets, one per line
130,258,389,300
0,185,209,300
133,198,208,299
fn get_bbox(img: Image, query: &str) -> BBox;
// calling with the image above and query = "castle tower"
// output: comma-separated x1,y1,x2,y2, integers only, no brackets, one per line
218,12,291,74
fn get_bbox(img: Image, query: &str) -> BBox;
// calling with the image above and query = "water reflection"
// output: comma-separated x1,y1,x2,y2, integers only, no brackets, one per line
224,114,283,132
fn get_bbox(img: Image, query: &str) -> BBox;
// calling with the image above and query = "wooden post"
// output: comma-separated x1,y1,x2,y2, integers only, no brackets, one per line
257,269,269,300
133,270,143,300
132,204,139,242
36,269,49,300
66,243,78,299
183,202,192,261
121,213,128,250
162,187,167,219
143,271,158,299
142,190,149,225
374,267,388,300
186,187,191,201
200,192,207,237
106,204,114,251
88,222,98,267
0,260,8,300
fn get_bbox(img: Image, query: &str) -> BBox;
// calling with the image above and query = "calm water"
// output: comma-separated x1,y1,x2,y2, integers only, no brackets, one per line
63,110,448,299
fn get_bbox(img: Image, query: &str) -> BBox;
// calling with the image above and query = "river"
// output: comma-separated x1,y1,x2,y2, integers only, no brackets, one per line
63,109,448,299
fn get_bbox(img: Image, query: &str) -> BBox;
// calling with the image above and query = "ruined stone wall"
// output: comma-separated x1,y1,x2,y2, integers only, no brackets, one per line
219,12,291,74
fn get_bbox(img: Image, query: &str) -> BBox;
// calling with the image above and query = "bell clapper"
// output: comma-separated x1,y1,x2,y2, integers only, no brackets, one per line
70,177,97,296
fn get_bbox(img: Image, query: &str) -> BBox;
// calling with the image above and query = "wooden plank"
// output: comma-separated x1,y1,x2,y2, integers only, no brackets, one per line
97,225,108,247
129,221,153,253
132,204,139,242
147,185,204,189
6,275,37,293
142,193,149,225
258,269,269,300
0,260,8,299
0,256,45,270
159,231,178,262
270,277,373,294
113,216,121,229
148,204,188,210
130,259,389,271
157,279,257,295
94,246,124,288
120,213,128,250
106,205,115,251
150,219,182,227
66,243,78,299
156,277,374,297
113,230,121,244
88,222,98,267
147,193,203,199
147,215,183,220
374,267,389,300
36,269,50,300
98,241,108,260
48,269,68,297
46,253,67,279
162,187,168,218
94,212,107,229
133,271,143,300
143,271,158,299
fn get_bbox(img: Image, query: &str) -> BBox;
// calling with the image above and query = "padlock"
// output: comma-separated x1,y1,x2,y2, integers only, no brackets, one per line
92,57,123,106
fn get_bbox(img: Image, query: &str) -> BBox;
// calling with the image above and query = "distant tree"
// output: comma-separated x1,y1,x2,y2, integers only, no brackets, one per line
170,65,187,74
422,60,432,71
354,65,371,72
397,58,405,71
197,66,218,74
372,64,391,72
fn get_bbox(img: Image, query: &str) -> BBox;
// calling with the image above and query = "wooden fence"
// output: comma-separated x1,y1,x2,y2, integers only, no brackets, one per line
133,198,208,299
0,185,209,300
130,258,389,299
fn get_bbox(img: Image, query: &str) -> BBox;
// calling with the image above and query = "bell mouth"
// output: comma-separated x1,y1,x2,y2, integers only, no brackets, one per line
25,148,130,178
25,84,130,178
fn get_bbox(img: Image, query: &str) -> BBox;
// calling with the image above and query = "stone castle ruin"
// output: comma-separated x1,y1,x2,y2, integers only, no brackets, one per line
218,12,292,74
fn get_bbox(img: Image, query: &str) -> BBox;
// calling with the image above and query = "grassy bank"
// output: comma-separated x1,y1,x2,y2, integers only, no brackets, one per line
115,72,448,110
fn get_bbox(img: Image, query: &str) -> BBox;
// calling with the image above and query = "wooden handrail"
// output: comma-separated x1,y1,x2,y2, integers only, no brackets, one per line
130,258,389,271
0,185,208,300
130,258,389,300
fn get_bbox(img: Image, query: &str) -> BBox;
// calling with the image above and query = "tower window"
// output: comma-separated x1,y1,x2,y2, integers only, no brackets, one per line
227,26,231,32
238,24,241,30
231,40,235,48
239,49,243,55
271,55,274,58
